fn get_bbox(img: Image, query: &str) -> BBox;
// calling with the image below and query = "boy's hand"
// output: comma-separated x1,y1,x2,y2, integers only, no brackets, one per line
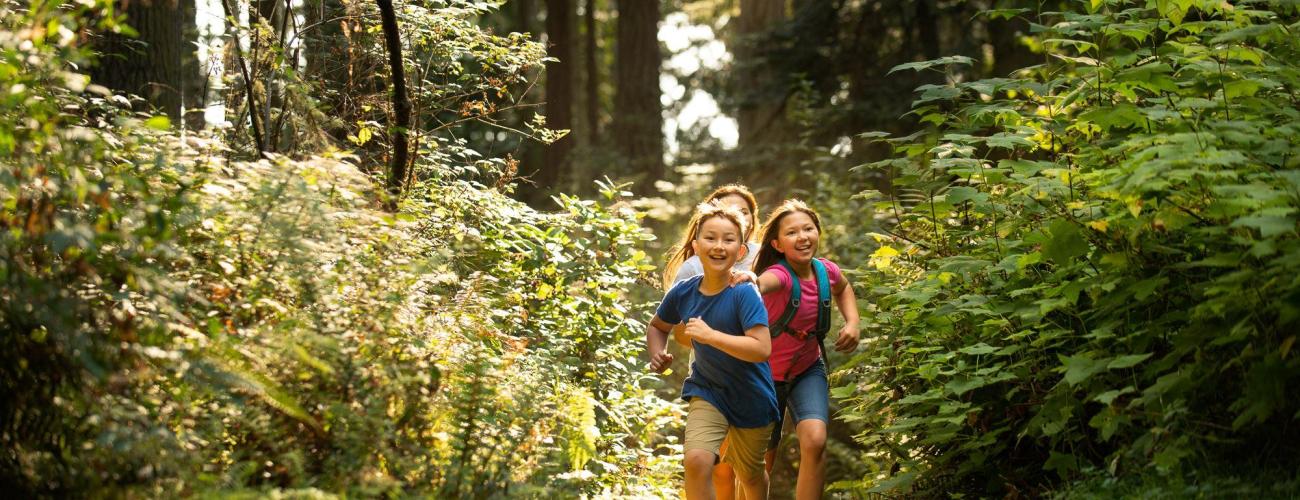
729,270,758,287
649,351,674,373
834,322,860,353
684,317,717,344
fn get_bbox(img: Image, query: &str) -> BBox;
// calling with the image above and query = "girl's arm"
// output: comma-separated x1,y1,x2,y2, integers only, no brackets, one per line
754,270,784,295
683,318,771,362
831,275,861,352
672,257,700,286
646,316,676,372
671,323,692,349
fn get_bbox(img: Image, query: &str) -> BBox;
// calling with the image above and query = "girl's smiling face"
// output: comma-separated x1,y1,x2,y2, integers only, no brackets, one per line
715,194,754,238
692,215,744,276
772,211,819,265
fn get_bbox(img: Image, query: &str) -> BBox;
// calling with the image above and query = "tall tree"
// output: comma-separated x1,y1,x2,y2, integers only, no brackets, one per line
735,0,787,149
536,0,575,199
376,0,411,207
613,0,663,194
517,0,536,37
91,0,187,120
180,0,207,130
304,0,349,141
583,0,600,146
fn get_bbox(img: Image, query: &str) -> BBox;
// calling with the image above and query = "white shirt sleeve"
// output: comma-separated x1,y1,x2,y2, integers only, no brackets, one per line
673,256,704,286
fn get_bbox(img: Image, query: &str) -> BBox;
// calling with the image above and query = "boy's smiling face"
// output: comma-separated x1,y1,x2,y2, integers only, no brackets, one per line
692,215,744,276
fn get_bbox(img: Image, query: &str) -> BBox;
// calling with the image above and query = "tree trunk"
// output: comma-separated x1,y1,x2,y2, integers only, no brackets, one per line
304,0,349,140
916,0,941,61
536,0,575,198
735,0,788,150
517,0,536,38
613,0,663,194
376,0,411,207
583,0,600,146
92,0,186,121
180,0,207,130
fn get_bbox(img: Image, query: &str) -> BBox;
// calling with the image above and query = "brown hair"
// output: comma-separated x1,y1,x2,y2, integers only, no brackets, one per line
751,199,823,275
662,202,748,289
701,184,759,242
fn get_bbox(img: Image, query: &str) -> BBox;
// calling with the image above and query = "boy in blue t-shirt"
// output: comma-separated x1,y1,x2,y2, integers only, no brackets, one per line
647,203,779,499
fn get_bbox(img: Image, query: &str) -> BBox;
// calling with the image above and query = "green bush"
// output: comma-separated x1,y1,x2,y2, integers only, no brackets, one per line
838,1,1300,496
0,1,677,496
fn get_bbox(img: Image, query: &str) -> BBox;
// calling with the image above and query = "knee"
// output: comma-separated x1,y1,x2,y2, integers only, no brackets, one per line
798,425,827,457
684,450,716,475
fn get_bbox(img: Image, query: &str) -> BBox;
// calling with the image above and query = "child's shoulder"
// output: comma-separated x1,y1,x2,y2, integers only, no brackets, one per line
816,257,842,272
666,274,703,298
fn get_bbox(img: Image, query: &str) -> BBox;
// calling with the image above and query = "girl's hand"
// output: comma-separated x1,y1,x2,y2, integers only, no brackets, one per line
833,322,860,353
649,351,674,373
684,317,717,344
729,270,758,287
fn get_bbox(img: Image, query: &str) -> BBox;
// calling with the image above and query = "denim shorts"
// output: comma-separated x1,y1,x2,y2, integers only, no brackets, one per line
769,358,829,448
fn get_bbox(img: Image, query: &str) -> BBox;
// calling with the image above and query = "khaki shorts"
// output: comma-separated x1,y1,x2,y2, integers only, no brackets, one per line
684,398,774,480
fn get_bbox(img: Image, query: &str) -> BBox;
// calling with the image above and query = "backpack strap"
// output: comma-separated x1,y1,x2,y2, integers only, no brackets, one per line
768,259,801,339
811,259,832,339
811,258,834,369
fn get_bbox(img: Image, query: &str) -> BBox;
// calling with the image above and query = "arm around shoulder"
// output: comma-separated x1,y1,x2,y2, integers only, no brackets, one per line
755,270,784,295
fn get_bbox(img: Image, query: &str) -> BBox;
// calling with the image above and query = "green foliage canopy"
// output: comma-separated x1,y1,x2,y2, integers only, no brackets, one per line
840,0,1300,495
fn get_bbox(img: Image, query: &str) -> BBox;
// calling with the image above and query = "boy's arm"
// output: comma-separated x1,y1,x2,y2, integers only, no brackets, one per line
647,316,676,372
832,275,861,352
683,318,771,362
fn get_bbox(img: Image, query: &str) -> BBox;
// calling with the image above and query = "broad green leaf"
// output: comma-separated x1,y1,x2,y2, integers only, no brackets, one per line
1107,353,1152,370
888,55,975,75
1059,354,1107,386
1232,215,1294,238
959,343,998,356
1092,386,1135,405
946,376,990,396
1044,451,1079,474
144,115,171,130
1043,219,1088,264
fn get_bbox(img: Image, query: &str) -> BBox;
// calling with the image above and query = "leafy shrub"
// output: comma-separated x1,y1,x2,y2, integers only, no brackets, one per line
838,1,1300,496
1,0,206,491
1,1,677,496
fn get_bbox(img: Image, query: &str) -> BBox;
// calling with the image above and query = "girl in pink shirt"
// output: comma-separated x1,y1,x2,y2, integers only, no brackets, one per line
748,199,861,499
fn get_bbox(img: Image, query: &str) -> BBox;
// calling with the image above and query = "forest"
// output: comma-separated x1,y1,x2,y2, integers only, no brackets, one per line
2,0,1299,497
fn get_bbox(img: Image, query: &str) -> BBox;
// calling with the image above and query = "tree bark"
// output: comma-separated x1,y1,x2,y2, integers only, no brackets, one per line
536,0,575,197
613,0,663,194
735,0,788,150
517,0,536,38
180,0,207,130
92,0,186,121
583,0,600,146
376,0,411,207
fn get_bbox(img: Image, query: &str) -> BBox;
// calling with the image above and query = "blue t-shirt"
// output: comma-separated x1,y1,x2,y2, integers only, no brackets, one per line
656,276,779,428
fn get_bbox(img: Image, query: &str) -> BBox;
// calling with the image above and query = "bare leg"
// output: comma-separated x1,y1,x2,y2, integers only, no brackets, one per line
713,459,737,499
734,463,769,500
685,449,718,500
793,419,827,500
